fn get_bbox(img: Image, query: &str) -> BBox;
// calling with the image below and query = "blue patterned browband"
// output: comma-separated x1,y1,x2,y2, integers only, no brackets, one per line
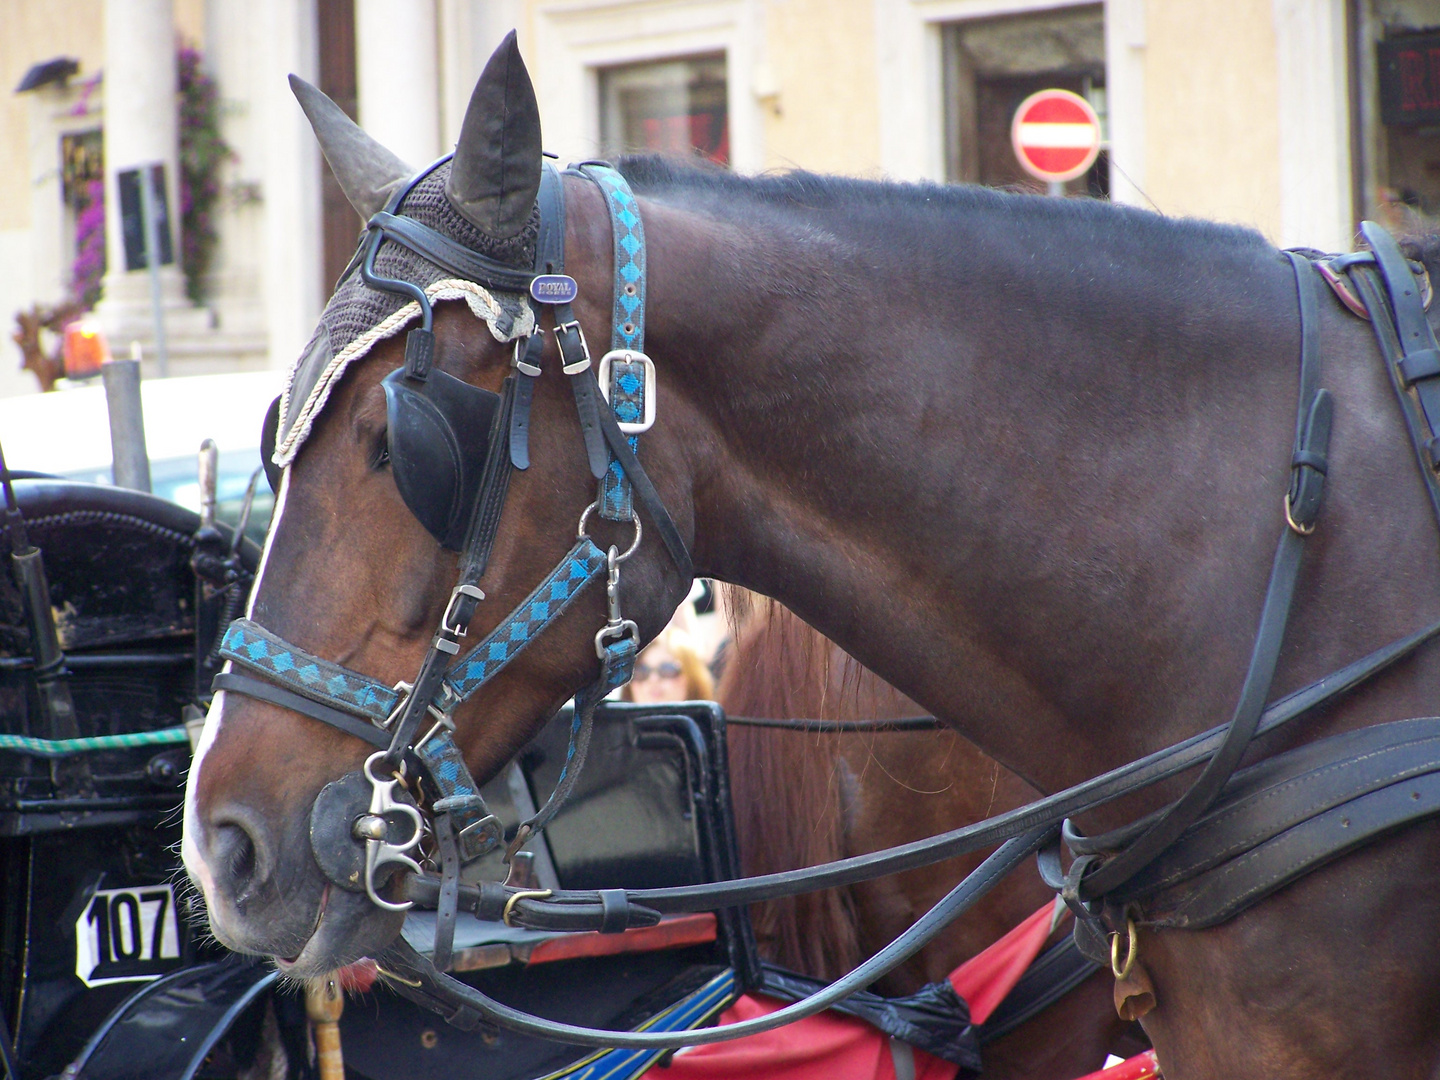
219,538,607,729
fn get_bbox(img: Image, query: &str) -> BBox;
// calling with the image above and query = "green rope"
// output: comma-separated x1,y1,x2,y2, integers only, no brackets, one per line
0,727,190,758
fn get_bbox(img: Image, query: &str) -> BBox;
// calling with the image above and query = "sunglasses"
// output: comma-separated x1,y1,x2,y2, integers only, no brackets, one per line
633,661,683,682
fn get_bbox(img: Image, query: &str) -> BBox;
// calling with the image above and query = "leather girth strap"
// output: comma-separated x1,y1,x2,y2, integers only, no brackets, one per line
1066,252,1332,905
1347,222,1440,528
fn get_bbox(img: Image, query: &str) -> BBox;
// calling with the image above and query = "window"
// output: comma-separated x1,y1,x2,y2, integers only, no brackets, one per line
1368,19,1440,232
942,6,1107,196
599,55,729,165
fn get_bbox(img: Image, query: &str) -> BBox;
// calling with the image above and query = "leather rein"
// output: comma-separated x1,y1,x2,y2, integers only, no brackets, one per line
214,162,1440,1049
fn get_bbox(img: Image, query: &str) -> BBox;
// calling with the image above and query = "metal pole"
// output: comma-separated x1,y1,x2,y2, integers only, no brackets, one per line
102,360,151,493
1047,180,1065,198
138,165,170,378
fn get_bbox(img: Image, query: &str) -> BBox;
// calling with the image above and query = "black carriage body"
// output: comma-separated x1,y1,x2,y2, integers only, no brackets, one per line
0,481,756,1080
0,481,255,1079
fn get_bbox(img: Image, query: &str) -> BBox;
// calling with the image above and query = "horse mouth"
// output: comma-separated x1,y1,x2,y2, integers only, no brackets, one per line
269,883,404,978
273,883,331,974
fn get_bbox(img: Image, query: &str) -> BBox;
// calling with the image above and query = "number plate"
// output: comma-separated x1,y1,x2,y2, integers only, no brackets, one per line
75,884,185,987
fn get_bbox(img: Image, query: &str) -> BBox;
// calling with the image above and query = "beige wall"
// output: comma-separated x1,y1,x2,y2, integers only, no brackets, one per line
0,0,105,230
761,0,881,174
1142,0,1281,238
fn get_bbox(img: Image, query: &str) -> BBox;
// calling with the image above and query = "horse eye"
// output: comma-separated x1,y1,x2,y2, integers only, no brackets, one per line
371,438,390,470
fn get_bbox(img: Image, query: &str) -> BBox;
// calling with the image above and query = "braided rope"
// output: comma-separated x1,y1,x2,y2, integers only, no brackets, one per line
0,726,188,757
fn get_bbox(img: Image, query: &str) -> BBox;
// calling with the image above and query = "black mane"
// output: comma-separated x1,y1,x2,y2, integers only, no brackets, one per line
616,152,1272,253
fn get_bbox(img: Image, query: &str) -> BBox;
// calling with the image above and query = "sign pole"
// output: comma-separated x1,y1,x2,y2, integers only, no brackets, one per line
138,164,170,378
1047,181,1065,198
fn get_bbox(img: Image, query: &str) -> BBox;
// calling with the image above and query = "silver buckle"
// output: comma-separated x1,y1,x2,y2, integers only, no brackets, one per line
512,334,542,377
596,349,657,434
554,320,592,375
441,584,485,636
383,680,452,732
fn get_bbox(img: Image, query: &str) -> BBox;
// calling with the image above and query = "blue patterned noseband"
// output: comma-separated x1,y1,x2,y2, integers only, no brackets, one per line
210,158,693,970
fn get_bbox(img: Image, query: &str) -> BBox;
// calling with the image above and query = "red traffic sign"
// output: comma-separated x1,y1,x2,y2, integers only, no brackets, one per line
1010,89,1102,183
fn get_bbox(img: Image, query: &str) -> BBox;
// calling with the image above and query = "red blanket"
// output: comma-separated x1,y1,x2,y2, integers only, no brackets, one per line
665,902,1083,1080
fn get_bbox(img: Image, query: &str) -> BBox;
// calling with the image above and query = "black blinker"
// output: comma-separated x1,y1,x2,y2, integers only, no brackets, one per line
382,367,501,549
260,396,282,494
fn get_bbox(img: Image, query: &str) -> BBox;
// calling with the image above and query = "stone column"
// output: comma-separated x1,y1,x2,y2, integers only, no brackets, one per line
96,0,207,359
356,0,441,167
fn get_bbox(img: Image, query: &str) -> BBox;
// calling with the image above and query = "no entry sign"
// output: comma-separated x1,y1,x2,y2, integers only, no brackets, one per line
1010,89,1102,184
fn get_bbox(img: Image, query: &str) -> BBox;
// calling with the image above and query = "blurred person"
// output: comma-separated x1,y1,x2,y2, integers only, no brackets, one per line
625,623,715,704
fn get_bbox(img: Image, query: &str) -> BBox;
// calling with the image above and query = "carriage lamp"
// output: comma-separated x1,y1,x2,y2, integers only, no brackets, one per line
61,317,110,378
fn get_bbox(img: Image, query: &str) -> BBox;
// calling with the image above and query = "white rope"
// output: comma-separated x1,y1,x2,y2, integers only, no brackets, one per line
274,279,535,468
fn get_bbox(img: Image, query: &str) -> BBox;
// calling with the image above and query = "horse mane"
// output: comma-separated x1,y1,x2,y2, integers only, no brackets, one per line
616,152,1273,251
716,597,874,981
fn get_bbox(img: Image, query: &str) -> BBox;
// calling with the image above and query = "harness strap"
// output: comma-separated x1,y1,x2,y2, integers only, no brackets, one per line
509,165,567,470
592,375,695,581
1346,225,1440,527
402,611,1440,927
582,164,649,522
377,825,1055,1049
368,211,537,295
1068,252,1331,903
1360,221,1440,470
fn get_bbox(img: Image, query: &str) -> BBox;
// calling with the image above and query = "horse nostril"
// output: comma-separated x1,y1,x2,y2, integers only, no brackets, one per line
211,819,264,898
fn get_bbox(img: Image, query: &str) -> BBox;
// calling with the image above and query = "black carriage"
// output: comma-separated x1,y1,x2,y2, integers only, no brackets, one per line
0,478,761,1080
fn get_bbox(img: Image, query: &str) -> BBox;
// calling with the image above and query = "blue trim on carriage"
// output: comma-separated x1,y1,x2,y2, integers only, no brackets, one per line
537,968,737,1080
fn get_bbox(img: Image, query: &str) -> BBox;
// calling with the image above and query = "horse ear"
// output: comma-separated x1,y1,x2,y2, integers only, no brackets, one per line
288,74,411,223
446,30,542,240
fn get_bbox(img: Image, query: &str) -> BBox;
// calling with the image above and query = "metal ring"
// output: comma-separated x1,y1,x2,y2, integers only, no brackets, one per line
503,889,553,928
1283,493,1316,536
576,503,643,561
1110,916,1139,981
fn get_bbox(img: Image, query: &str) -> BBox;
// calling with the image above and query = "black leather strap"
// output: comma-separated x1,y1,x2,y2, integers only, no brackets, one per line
591,369,694,580
1362,222,1440,468
399,613,1440,925
598,889,629,934
560,327,611,479
457,377,517,589
377,826,1053,1049
1070,252,1329,902
1111,717,1440,928
211,672,389,749
369,211,537,294
510,165,569,470
432,812,461,971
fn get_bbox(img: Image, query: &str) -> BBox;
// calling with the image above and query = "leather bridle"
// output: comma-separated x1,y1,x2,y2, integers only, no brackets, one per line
214,156,692,970
212,159,1440,1050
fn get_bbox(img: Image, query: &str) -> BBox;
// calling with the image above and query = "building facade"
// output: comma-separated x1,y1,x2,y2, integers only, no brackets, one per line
0,0,1437,398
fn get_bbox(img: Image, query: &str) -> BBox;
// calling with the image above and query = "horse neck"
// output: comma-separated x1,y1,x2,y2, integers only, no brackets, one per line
645,185,1317,794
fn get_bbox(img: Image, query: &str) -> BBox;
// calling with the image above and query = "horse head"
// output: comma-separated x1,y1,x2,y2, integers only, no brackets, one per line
181,33,694,975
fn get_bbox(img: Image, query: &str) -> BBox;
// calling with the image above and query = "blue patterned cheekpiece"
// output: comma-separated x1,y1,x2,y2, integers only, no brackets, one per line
583,165,649,523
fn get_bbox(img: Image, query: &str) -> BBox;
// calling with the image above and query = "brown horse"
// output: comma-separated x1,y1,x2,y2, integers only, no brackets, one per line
718,599,1131,1078
183,36,1440,1078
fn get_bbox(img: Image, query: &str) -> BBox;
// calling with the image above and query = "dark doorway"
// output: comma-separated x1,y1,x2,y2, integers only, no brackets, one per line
318,0,359,293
